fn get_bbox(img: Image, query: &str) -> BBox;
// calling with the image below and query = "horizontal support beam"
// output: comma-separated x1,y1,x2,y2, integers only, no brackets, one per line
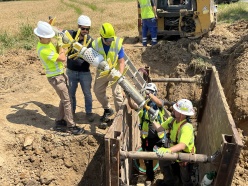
150,78,198,83
120,150,210,163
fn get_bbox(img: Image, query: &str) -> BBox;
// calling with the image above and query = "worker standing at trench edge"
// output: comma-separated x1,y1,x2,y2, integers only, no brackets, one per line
138,0,158,46
66,15,95,122
92,23,125,124
128,83,170,186
152,99,196,186
33,21,84,135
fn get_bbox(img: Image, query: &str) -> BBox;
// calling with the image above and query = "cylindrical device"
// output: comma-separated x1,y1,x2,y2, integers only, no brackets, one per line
200,171,216,186
117,77,146,109
82,48,108,70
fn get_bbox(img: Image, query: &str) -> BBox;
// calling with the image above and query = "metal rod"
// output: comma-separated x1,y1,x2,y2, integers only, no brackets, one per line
120,150,210,163
150,78,198,83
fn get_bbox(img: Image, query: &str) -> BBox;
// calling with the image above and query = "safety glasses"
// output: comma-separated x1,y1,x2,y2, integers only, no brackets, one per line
104,37,114,42
78,26,90,31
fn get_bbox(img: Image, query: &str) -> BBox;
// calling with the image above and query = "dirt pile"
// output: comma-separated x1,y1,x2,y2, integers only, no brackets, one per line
0,20,247,186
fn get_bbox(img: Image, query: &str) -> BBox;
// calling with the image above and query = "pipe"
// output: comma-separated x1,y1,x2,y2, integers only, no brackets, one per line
118,76,145,109
120,150,210,163
150,78,198,83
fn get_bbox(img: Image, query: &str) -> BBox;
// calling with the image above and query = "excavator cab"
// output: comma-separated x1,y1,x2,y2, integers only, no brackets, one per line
138,0,217,38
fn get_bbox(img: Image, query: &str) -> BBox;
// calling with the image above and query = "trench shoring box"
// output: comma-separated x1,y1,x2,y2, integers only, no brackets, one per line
196,66,243,185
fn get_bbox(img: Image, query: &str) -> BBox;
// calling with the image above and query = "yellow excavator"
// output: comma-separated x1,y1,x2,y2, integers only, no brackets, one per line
138,0,217,38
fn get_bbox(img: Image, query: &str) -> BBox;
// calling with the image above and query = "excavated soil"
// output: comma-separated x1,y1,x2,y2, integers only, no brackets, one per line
0,21,247,186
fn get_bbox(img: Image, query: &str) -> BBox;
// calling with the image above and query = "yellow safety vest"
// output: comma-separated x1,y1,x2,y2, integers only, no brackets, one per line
139,107,165,139
162,117,195,153
138,0,155,19
92,37,123,70
36,42,64,77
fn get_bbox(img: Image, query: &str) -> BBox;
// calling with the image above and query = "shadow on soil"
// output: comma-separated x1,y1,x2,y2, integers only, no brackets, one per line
78,134,106,186
7,101,58,130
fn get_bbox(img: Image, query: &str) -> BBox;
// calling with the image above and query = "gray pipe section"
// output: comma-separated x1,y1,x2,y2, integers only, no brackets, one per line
117,76,159,120
120,151,210,163
118,77,145,109
150,78,198,83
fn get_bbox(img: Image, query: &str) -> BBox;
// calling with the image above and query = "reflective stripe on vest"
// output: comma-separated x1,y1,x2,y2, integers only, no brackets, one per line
141,130,148,136
139,0,155,19
92,37,123,69
37,43,64,77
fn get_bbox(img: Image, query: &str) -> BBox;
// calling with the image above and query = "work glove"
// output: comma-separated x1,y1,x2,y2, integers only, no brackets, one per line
140,88,150,98
57,36,63,47
156,147,171,158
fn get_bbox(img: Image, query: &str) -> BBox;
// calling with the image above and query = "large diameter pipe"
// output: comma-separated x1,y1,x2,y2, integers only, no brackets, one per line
117,76,159,119
120,151,210,163
118,76,145,109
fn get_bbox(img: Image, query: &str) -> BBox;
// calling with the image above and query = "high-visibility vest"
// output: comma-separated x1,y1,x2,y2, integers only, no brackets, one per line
139,103,165,139
138,0,155,19
92,37,123,70
37,42,64,77
164,117,195,153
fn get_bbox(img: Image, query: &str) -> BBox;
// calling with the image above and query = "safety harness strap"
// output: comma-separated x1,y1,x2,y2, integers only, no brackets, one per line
168,119,195,153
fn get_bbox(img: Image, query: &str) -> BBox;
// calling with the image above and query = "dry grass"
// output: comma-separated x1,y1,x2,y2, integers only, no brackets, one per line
189,57,212,73
0,0,138,38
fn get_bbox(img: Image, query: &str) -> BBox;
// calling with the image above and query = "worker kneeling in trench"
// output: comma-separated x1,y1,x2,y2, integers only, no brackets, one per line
152,99,196,186
128,83,168,185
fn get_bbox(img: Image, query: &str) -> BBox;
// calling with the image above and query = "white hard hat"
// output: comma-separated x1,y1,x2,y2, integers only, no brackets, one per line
77,15,91,26
34,21,55,38
173,99,195,116
145,83,158,93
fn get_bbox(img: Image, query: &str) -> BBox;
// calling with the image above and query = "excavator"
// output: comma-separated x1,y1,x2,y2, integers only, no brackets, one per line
138,0,217,38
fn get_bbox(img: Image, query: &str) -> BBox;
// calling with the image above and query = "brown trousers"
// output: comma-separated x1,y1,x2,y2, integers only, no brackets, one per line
93,71,124,112
48,74,75,127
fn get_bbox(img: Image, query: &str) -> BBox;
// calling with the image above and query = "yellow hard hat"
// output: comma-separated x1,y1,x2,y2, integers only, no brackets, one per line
100,23,115,40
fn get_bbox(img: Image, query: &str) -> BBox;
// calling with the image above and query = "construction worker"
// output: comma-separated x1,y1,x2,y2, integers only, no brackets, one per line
128,83,167,186
152,99,195,186
138,0,158,46
66,15,94,122
92,23,125,125
34,21,84,135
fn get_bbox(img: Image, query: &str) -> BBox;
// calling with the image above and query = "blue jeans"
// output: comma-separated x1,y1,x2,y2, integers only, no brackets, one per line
142,18,157,46
66,68,93,114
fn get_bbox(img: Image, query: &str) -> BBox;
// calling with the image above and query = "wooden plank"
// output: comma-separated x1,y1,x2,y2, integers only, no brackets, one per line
110,138,120,185
105,109,123,139
105,138,110,186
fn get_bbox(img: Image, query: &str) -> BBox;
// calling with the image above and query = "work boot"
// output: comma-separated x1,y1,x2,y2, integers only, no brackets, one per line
67,125,85,135
100,108,114,122
55,119,67,126
53,119,67,132
86,113,94,122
